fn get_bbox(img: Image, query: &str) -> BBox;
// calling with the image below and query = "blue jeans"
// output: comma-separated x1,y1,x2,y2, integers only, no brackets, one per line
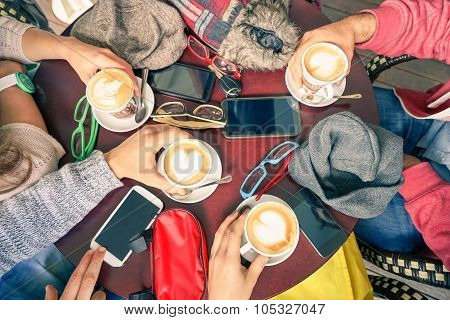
0,245,74,300
355,87,432,252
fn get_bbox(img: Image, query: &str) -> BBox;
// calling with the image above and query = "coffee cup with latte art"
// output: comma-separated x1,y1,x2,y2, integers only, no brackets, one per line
86,68,137,119
159,139,213,189
301,42,349,98
240,201,300,265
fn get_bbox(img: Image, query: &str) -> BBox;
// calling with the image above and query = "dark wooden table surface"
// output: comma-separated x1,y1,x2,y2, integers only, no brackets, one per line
33,0,379,299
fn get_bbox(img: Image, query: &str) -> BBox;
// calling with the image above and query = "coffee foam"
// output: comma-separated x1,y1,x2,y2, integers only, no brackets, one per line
164,141,211,186
305,44,346,82
87,69,133,111
168,149,204,181
247,202,298,255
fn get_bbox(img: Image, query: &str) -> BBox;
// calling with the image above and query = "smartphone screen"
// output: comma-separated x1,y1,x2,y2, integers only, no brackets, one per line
287,188,348,257
94,190,160,261
222,96,301,138
149,63,215,102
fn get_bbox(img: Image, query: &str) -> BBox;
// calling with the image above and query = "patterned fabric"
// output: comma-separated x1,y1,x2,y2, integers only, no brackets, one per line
359,241,450,289
0,151,123,276
168,0,249,50
369,276,428,300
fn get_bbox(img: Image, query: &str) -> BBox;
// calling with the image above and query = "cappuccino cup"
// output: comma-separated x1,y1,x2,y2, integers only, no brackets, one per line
86,68,137,119
159,139,213,189
301,42,348,98
240,200,300,266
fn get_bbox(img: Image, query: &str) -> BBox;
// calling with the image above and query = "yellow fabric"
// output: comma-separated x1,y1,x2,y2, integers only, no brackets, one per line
271,233,373,300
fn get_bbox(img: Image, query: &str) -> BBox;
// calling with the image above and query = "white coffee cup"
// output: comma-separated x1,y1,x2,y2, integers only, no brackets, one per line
86,68,137,119
301,42,349,99
240,199,300,266
158,139,213,189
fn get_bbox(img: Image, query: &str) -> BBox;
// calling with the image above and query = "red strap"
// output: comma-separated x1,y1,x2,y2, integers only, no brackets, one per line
256,152,294,201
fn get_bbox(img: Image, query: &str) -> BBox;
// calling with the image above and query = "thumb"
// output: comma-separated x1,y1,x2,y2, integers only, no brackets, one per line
148,171,181,194
245,255,269,289
91,290,107,300
45,285,59,300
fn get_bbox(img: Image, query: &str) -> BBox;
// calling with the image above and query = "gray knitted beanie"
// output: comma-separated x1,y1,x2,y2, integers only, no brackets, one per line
70,0,186,69
289,112,404,219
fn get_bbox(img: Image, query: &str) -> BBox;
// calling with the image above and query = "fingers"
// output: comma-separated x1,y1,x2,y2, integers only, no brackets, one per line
60,250,95,300
104,53,139,96
60,248,105,300
147,171,175,192
245,255,269,290
226,212,247,261
91,290,107,300
76,247,106,300
151,127,193,151
45,285,59,300
288,48,304,89
210,211,239,258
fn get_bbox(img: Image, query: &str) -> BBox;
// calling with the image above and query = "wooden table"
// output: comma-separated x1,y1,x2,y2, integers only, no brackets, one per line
33,0,378,299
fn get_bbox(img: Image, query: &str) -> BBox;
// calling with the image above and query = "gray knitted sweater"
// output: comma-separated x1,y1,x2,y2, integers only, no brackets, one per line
0,151,123,276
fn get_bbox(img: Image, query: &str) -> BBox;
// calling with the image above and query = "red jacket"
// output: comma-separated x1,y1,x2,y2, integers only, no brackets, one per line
358,0,450,267
358,0,450,120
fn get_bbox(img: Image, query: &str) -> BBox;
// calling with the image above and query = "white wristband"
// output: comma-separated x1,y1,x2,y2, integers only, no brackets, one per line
0,74,18,92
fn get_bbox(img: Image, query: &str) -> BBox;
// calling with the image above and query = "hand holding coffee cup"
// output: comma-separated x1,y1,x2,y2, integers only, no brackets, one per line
87,68,138,119
240,201,300,266
105,125,192,194
208,211,269,300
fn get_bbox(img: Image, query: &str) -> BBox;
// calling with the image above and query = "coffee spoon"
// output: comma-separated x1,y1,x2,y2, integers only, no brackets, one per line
171,175,233,200
304,93,362,102
135,68,149,123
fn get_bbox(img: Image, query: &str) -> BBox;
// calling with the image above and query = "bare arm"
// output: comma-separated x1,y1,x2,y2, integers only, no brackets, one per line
0,60,46,130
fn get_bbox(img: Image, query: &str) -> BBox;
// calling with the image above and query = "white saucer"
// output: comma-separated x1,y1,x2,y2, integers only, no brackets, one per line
237,195,299,267
52,0,94,25
157,143,222,204
285,68,346,107
92,77,154,133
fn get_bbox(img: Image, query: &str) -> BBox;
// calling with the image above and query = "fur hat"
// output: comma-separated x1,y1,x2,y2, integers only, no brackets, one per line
70,0,187,70
169,0,300,71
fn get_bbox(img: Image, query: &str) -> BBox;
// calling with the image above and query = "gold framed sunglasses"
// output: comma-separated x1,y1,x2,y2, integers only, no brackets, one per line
151,101,226,129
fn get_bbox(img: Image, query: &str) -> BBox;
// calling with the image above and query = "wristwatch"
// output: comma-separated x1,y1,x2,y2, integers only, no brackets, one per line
0,72,35,94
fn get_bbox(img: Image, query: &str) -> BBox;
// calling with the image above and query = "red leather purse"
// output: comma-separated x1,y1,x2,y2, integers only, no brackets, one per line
129,209,208,300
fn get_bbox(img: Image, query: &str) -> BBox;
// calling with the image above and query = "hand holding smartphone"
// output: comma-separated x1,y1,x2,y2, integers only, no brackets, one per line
91,186,163,267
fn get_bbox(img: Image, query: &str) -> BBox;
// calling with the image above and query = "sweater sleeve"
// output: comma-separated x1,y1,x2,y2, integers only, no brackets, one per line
0,16,35,63
0,151,123,276
399,162,450,269
357,0,450,63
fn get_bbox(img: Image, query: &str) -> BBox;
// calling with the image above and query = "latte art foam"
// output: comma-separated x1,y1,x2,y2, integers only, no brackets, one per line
247,202,298,255
304,44,346,82
87,69,133,111
164,141,212,186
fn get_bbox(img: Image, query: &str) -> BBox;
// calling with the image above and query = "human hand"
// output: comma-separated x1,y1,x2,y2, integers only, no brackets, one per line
208,210,269,300
288,13,376,88
45,248,106,300
105,125,193,195
403,154,421,170
61,37,139,95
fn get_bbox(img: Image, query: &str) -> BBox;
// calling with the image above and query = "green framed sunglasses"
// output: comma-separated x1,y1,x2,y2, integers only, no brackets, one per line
70,96,99,161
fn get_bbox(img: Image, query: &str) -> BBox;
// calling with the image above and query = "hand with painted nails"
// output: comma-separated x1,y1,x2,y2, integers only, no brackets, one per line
45,248,106,300
208,210,269,300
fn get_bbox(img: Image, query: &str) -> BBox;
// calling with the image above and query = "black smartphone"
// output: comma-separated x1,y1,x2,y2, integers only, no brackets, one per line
91,187,163,267
286,188,348,257
221,96,301,138
149,63,216,103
